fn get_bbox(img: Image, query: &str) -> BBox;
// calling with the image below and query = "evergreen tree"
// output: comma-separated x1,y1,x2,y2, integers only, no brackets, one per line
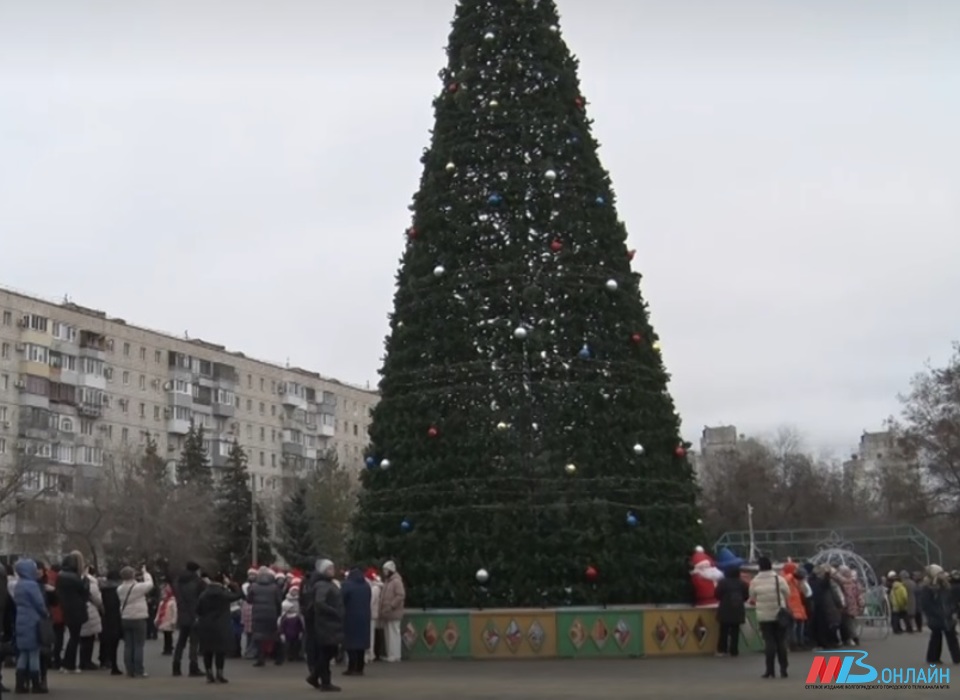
176,422,212,489
139,435,170,488
213,440,272,578
351,0,703,607
277,479,315,570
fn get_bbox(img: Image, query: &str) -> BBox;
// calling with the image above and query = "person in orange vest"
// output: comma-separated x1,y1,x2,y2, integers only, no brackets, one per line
781,561,811,650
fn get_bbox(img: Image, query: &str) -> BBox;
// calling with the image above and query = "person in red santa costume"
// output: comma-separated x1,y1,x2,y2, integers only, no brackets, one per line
690,546,724,606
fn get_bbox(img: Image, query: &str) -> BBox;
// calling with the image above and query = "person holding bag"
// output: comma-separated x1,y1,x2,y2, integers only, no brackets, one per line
748,556,791,679
117,566,154,678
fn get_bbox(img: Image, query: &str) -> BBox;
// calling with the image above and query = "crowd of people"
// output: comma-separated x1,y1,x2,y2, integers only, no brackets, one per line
0,551,407,694
714,559,960,680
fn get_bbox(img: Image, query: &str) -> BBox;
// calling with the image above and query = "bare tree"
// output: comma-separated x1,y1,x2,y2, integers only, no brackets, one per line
889,342,960,517
0,451,52,519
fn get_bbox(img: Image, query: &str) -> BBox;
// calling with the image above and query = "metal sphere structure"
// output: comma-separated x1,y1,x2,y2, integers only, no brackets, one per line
807,547,890,639
807,547,880,587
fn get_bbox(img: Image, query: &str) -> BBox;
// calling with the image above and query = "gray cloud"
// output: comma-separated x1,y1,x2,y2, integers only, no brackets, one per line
1,0,958,457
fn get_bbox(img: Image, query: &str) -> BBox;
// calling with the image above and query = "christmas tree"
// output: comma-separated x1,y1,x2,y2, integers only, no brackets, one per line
213,440,273,577
351,0,703,607
278,480,315,570
176,422,212,489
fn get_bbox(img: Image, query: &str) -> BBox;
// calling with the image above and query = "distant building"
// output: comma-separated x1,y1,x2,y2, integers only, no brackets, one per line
842,431,907,493
690,425,742,476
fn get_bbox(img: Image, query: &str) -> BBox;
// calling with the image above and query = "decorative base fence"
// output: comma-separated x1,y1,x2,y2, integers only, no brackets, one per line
400,606,764,659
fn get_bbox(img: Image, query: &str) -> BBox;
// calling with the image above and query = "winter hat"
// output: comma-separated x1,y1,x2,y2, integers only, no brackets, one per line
286,587,300,600
246,568,257,577
690,546,709,569
926,564,944,577
887,570,898,579
274,571,286,581
316,559,334,575
383,560,397,574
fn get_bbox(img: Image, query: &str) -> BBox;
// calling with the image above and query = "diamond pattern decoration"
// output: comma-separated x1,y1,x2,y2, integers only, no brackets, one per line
527,619,546,652
591,618,610,649
653,617,669,649
421,621,438,651
481,619,500,653
442,620,460,651
674,616,690,649
693,616,709,648
402,621,418,650
504,619,523,652
568,618,586,650
613,618,632,650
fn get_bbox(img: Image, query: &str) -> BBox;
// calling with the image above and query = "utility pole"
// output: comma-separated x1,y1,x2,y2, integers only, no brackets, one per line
250,472,258,567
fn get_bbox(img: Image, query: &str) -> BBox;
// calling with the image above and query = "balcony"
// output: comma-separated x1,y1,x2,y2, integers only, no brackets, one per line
212,400,235,417
281,441,304,457
213,363,239,386
78,331,107,359
167,418,191,435
77,403,102,418
78,373,106,391
193,385,212,406
280,390,307,411
319,424,335,437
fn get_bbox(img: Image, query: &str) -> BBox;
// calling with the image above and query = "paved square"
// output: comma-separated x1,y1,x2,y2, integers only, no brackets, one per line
37,632,941,699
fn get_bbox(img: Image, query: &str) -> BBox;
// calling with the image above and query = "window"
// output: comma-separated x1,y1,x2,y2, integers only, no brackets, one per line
353,423,358,436
25,375,50,396
139,403,145,418
139,375,146,390
80,419,94,435
271,453,276,467
28,315,48,332
246,399,252,411
1,374,7,391
28,344,48,364
0,406,6,421
121,427,129,442
54,443,74,464
271,405,276,417
247,374,252,388
78,446,103,466
23,471,40,491
246,424,252,439
1,342,8,359
123,342,130,356
81,357,103,376
271,429,276,442
154,405,161,420
60,417,73,433
63,354,76,371
154,350,162,364
259,451,265,466
0,437,5,454
122,371,129,385
174,406,191,421
270,380,276,394
174,380,190,394
259,402,265,415
1,311,10,325
139,347,146,361
259,427,265,441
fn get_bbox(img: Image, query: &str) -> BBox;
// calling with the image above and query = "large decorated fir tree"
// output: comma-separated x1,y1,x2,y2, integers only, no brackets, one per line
351,0,703,607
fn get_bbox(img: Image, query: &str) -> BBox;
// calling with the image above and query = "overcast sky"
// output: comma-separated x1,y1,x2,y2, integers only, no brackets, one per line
1,0,958,457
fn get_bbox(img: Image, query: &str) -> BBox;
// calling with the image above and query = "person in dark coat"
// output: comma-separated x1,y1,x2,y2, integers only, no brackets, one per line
98,570,123,675
246,567,282,666
714,565,749,657
0,563,10,693
172,561,206,677
341,568,372,675
305,559,344,692
920,565,960,665
196,573,244,684
54,551,89,673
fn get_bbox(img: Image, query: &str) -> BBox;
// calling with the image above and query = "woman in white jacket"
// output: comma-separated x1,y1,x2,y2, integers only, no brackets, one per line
117,566,154,678
748,556,791,679
365,571,383,663
78,571,103,671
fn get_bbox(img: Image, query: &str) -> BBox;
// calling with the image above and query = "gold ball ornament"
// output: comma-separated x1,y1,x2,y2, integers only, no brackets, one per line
652,341,661,352
564,463,577,474
445,162,455,171
489,99,499,108
496,421,508,431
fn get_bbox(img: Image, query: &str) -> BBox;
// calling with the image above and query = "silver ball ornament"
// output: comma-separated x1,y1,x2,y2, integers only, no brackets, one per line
544,169,557,181
489,99,499,108
445,161,455,172
605,279,618,291
379,459,391,469
496,422,508,431
564,463,577,474
476,568,490,584
548,25,559,33
513,326,528,340
433,265,445,277
484,32,495,41
633,443,645,455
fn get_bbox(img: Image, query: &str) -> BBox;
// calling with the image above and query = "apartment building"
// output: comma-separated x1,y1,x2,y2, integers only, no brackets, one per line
0,287,378,512
842,430,906,493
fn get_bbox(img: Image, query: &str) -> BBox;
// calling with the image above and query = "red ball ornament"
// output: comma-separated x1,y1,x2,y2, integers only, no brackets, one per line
585,565,599,582
574,96,585,109
406,227,417,239
627,249,636,261
448,82,459,93
427,426,439,438
675,446,686,458
630,333,643,344
550,239,563,252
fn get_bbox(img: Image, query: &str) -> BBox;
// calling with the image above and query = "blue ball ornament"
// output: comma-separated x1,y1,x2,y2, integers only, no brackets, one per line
487,193,503,205
626,512,638,527
401,519,412,532
578,344,591,360
595,196,605,205
365,456,376,469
